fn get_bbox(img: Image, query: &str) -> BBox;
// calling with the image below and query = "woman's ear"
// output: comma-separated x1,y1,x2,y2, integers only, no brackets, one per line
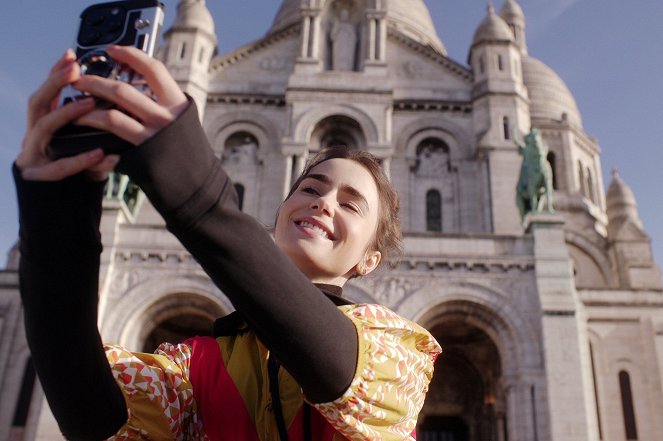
356,250,381,276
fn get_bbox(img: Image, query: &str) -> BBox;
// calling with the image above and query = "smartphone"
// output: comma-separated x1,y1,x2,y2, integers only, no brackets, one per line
48,0,165,159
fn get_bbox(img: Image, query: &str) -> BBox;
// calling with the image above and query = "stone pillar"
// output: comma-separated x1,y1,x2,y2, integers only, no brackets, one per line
487,148,522,234
300,14,311,58
310,14,321,59
526,213,597,441
378,16,387,61
295,9,322,74
367,17,376,61
504,376,537,441
363,10,386,74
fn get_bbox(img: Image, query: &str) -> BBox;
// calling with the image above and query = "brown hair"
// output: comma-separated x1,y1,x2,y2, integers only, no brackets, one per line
284,147,403,265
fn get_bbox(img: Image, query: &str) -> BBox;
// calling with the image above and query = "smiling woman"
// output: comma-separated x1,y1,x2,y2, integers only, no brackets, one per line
14,46,440,440
276,149,400,285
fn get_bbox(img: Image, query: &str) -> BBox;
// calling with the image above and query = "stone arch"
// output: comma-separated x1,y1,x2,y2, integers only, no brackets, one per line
565,229,613,288
406,282,541,441
293,104,380,147
310,114,366,150
206,111,280,158
101,274,233,350
395,117,472,162
397,281,540,374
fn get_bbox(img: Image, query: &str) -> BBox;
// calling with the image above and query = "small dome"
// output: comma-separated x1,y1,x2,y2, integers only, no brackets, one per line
500,0,524,20
269,0,445,54
522,56,582,127
606,169,639,218
472,4,514,46
606,169,644,236
172,0,215,36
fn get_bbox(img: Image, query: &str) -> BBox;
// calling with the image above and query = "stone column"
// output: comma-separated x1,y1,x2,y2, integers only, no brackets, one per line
504,375,537,441
300,14,311,58
363,10,386,74
527,213,596,441
310,14,321,59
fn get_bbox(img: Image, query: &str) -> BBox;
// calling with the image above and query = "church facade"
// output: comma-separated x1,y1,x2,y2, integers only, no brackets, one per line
1,1,663,440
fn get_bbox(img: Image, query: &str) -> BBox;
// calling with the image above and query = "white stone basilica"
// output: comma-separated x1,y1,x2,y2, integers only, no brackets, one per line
2,1,663,440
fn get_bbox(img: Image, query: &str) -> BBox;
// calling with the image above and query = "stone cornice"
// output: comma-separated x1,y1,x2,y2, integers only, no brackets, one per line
390,256,534,273
393,99,472,113
579,288,663,307
207,93,286,106
114,250,196,265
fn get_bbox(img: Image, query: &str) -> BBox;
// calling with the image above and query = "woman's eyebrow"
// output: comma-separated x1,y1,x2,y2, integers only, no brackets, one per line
304,173,370,210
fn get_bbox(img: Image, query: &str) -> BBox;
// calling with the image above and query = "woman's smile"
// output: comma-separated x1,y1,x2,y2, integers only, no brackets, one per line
294,217,335,240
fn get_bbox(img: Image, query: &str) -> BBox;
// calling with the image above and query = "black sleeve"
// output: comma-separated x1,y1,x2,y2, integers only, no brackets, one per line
14,166,127,440
117,100,358,403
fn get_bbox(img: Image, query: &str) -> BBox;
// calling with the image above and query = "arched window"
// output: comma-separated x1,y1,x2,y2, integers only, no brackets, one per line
578,161,587,197
586,167,595,204
619,370,638,440
223,132,259,165
310,115,365,152
503,117,510,140
589,343,603,440
234,183,245,211
426,189,442,232
178,42,187,60
547,152,557,190
479,56,485,74
497,54,504,71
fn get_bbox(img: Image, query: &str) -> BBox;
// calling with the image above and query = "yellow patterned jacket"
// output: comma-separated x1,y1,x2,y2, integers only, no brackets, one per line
103,304,441,441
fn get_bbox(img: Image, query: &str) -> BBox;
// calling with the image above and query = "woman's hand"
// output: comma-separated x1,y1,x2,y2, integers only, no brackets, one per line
16,49,118,181
16,45,188,182
73,45,188,146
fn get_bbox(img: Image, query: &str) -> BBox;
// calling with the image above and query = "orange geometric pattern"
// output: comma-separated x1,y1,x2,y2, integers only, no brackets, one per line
104,342,207,440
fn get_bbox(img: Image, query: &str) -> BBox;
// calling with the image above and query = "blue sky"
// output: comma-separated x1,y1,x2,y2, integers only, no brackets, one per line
1,0,662,272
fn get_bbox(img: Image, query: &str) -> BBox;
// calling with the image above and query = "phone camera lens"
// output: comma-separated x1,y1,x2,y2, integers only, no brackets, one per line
84,10,105,26
80,30,102,46
79,50,118,79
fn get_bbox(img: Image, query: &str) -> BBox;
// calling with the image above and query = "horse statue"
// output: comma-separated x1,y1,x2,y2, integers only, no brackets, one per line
515,127,554,221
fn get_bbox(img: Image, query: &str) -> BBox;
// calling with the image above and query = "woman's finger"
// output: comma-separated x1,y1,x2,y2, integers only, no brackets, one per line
49,48,77,74
106,45,187,108
18,98,96,169
75,108,150,145
20,148,105,182
27,50,80,128
73,74,173,127
85,154,120,182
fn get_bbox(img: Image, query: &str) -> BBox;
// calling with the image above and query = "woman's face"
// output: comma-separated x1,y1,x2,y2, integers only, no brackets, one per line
275,158,381,285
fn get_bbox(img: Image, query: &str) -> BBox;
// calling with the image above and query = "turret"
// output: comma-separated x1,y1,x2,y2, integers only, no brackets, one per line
606,169,662,289
500,0,527,53
469,3,530,234
161,0,217,118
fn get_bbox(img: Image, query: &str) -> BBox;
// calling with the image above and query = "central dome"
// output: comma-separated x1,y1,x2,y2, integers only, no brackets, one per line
269,0,445,54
